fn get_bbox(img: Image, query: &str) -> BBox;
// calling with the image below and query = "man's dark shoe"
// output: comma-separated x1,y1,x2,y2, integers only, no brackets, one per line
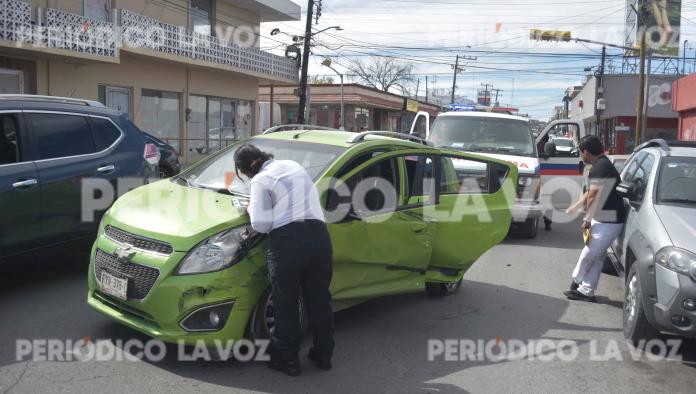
563,289,596,303
308,348,332,371
570,281,579,291
268,357,301,376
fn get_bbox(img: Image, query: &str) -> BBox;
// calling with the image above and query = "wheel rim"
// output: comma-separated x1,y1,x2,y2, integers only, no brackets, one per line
445,281,459,292
262,294,305,339
625,274,639,327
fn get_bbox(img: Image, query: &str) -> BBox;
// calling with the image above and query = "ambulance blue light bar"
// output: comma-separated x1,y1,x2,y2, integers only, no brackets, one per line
448,104,477,111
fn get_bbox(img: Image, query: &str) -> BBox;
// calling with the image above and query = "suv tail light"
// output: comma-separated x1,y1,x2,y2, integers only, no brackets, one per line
144,143,160,166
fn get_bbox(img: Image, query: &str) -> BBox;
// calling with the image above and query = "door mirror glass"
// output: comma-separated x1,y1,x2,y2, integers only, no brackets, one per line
616,182,636,200
543,141,557,157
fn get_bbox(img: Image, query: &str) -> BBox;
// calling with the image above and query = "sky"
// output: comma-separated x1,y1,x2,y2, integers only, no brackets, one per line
259,0,696,120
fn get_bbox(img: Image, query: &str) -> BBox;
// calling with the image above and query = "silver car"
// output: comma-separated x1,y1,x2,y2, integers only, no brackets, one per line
606,139,696,343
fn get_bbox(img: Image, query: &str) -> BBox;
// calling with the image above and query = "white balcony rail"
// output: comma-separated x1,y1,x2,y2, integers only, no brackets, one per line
0,2,297,81
45,8,116,57
0,0,33,43
120,9,298,81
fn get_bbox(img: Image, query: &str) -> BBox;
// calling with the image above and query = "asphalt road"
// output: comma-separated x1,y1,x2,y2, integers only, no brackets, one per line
1,220,696,394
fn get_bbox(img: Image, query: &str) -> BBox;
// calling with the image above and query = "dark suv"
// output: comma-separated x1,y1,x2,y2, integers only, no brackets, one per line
0,95,158,267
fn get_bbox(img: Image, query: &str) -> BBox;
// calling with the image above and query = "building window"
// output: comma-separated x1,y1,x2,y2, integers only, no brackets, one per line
84,0,110,21
191,0,214,36
0,68,23,94
141,89,181,150
186,95,253,163
355,107,371,131
236,100,253,139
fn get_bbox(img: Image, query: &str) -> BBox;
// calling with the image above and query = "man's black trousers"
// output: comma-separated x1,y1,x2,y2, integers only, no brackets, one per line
267,220,334,362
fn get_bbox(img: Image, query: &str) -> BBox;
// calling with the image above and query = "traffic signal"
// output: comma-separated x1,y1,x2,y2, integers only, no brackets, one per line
530,29,572,42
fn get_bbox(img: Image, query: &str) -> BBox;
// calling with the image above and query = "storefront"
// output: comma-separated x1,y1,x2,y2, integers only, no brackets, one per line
259,84,441,133
672,73,696,141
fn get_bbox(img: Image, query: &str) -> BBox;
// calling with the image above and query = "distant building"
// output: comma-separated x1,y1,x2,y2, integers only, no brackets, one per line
567,74,679,154
258,84,441,133
672,73,696,141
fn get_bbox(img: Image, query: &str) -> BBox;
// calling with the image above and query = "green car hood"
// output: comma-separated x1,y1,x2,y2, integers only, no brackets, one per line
105,179,250,252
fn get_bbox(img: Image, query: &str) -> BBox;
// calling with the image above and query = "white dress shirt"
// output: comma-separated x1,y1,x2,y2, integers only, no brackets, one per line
247,159,325,234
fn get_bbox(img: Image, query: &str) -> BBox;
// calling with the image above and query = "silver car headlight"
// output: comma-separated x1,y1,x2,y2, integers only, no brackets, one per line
176,225,255,275
655,247,696,280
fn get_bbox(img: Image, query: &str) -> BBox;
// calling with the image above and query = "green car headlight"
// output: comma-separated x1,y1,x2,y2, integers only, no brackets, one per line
655,247,696,280
177,225,255,275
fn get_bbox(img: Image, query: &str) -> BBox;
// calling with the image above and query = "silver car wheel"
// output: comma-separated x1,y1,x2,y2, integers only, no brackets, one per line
625,273,639,328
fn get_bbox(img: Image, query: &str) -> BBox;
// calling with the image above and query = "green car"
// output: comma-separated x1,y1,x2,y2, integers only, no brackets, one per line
87,130,517,345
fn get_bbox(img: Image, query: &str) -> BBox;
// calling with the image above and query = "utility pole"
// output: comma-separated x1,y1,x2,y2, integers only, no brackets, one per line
595,45,606,141
451,55,475,104
634,0,652,147
425,76,428,103
480,83,493,105
451,55,460,105
491,88,503,106
642,50,653,138
683,40,689,75
415,78,420,99
296,0,315,124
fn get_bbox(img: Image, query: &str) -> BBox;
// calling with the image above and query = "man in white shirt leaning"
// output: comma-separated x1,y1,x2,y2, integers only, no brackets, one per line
234,144,334,376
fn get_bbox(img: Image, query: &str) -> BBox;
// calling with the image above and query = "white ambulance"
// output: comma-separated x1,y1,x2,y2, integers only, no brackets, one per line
411,107,586,238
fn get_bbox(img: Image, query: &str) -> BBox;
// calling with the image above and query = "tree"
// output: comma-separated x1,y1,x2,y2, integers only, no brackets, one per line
309,75,335,84
346,57,414,93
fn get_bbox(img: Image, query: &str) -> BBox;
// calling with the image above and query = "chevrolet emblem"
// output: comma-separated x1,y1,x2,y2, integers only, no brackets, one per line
114,246,136,263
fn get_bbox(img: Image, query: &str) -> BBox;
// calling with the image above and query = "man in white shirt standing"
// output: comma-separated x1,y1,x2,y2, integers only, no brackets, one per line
234,144,334,376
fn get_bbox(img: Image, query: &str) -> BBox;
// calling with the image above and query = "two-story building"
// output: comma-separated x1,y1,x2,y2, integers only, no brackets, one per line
0,0,299,163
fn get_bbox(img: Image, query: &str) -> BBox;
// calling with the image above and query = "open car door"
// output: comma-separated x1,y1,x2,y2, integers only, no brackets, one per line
409,111,430,139
535,119,586,212
425,151,517,280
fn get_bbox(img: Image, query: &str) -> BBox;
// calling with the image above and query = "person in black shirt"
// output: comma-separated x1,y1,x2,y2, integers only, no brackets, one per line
563,135,625,302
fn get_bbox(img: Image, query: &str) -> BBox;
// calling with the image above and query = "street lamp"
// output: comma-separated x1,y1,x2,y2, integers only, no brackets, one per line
313,26,343,36
322,58,344,130
684,40,689,75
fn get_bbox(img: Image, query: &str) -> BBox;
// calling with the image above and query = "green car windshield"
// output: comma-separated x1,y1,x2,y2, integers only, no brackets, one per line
429,116,535,157
179,138,346,196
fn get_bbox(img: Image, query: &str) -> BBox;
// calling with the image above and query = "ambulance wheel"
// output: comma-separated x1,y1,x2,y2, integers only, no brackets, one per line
520,218,539,239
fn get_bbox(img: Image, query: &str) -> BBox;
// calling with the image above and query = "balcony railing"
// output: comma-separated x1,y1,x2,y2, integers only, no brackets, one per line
119,9,297,81
0,1,298,82
45,8,117,57
0,0,33,43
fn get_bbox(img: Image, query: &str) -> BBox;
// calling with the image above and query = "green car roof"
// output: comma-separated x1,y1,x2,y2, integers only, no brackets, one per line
254,129,430,150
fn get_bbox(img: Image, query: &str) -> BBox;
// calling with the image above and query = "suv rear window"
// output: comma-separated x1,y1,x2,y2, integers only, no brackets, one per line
91,117,122,151
28,113,95,160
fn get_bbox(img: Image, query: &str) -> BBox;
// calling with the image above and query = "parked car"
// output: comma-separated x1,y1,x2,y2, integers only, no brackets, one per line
141,131,181,178
0,94,159,268
87,129,517,345
606,139,696,343
549,137,578,157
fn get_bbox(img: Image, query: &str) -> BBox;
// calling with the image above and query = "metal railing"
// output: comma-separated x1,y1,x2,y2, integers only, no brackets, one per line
120,9,298,81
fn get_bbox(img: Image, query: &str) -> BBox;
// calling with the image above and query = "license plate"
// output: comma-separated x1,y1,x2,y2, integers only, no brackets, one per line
100,271,128,301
